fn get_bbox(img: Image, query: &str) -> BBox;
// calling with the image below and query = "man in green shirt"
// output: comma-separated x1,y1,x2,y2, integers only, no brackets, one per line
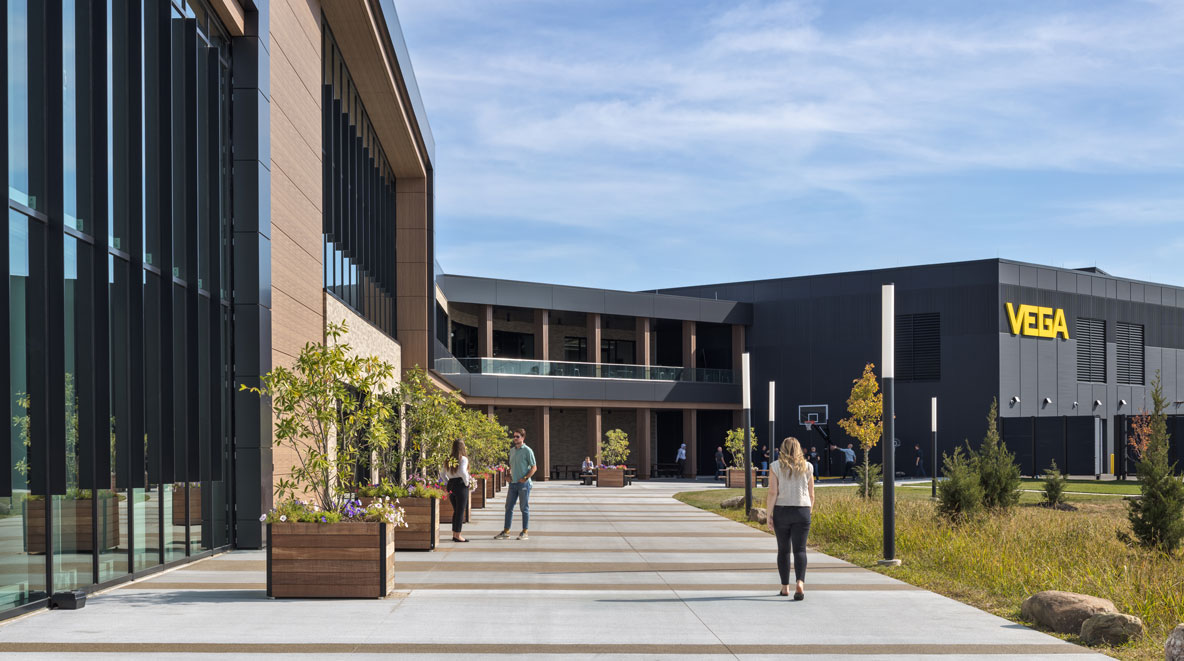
495,428,536,540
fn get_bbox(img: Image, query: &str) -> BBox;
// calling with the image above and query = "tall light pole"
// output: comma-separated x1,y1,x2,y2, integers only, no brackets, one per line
931,397,938,499
742,352,753,515
880,284,900,567
768,381,776,466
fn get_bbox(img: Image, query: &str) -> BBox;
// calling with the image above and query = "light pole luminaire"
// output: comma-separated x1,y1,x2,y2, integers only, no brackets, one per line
768,381,776,467
931,397,938,499
880,284,900,567
742,352,753,515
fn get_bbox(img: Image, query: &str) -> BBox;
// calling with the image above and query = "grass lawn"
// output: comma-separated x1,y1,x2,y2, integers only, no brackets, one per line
674,485,1183,661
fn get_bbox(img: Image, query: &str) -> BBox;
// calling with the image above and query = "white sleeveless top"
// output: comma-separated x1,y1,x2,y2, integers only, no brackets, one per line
770,462,812,507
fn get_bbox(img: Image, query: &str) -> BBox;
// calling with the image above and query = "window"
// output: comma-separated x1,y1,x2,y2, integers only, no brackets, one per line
492,330,534,359
601,339,635,364
564,337,587,362
1076,318,1105,383
895,313,941,382
1116,322,1144,385
322,25,397,337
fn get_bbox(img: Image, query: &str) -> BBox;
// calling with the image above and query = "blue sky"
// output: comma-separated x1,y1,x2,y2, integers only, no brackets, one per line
396,0,1184,291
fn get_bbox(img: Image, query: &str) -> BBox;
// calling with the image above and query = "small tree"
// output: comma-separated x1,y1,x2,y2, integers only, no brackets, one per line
1123,372,1184,553
386,367,464,482
837,362,883,500
464,408,510,473
724,427,757,468
601,429,630,466
937,446,982,522
975,398,1021,510
242,321,395,514
1042,459,1067,508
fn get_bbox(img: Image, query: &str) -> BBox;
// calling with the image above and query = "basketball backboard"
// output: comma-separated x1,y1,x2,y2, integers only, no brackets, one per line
798,404,828,427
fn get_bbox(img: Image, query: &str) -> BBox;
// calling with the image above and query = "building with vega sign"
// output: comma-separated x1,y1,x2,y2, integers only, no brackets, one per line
434,258,1184,480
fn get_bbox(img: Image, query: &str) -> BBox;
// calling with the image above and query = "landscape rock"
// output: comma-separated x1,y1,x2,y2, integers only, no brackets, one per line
1020,590,1118,634
748,507,767,524
1079,612,1143,646
720,495,744,509
1166,623,1184,661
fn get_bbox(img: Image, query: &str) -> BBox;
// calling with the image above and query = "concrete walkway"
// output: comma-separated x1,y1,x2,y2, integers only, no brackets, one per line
0,481,1106,659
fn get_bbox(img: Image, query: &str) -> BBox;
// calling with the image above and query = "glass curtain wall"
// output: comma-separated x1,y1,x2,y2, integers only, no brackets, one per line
322,24,398,337
2,0,234,617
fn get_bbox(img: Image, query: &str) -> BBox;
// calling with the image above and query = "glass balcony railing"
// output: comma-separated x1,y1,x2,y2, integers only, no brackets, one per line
434,356,734,384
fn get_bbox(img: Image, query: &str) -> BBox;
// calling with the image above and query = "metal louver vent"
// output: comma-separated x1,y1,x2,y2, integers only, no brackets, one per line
1117,322,1144,385
1076,318,1105,383
895,313,941,382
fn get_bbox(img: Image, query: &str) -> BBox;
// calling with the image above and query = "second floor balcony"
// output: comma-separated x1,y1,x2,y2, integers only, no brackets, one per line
436,356,734,384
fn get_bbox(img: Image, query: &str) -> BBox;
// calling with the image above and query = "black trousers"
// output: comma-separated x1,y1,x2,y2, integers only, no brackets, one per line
772,505,811,585
447,478,467,533
842,461,854,480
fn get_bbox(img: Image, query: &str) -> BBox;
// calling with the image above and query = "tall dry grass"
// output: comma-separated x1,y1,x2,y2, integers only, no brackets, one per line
811,490,1184,660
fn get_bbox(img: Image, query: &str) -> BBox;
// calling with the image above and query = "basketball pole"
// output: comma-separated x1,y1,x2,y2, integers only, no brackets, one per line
880,284,900,567
742,353,753,516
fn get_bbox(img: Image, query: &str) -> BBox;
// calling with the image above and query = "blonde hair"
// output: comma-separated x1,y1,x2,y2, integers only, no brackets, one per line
777,437,810,477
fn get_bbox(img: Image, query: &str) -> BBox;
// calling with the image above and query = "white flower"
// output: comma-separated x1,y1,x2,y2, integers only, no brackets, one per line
258,514,266,522
279,515,287,522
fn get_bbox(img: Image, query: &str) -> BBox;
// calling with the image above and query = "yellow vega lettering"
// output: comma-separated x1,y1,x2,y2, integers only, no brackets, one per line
1005,302,1070,340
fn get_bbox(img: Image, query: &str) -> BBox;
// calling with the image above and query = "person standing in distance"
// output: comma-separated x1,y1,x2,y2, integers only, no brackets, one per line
806,446,820,479
440,439,473,542
913,443,927,478
676,443,687,477
766,436,815,600
495,428,536,540
714,446,726,479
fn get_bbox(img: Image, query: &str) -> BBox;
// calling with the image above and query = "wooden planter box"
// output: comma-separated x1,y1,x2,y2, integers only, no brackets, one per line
597,468,627,488
494,471,503,492
472,478,487,509
267,521,395,599
172,485,201,527
726,468,749,488
25,497,121,554
483,475,495,499
439,489,470,524
359,497,439,551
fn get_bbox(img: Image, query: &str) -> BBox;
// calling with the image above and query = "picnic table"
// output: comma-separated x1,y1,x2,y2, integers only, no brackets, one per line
651,463,681,478
552,464,583,480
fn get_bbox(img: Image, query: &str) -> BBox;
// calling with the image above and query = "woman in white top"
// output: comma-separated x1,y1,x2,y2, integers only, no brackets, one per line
441,439,473,542
766,436,815,600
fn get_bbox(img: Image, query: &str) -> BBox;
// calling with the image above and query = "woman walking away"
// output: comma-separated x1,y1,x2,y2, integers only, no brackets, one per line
766,436,815,600
441,439,473,542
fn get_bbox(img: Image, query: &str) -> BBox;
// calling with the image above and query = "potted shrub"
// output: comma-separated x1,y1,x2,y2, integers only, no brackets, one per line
724,427,758,488
597,429,630,488
358,477,446,551
244,321,406,599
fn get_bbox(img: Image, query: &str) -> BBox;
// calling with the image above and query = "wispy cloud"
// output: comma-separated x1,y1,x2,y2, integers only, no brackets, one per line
396,0,1184,290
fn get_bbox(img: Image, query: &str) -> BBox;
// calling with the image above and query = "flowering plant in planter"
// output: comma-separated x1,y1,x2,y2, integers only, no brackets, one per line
261,498,406,526
358,477,447,500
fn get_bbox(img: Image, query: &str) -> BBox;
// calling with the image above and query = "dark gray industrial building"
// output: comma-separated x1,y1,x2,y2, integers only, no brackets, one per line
436,258,1184,478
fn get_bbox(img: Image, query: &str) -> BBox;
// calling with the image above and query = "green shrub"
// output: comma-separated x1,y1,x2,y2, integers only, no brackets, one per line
1123,372,1184,553
723,427,757,469
976,398,1022,510
1041,460,1067,507
854,461,881,499
601,428,630,466
937,446,982,521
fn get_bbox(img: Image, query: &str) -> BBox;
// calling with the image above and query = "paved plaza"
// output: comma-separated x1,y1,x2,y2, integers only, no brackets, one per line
0,482,1105,659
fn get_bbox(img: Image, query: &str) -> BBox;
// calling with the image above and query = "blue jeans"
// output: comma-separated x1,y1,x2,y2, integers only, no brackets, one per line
504,481,531,531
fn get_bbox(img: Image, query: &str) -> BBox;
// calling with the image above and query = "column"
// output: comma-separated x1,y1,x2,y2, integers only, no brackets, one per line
587,313,602,364
635,317,651,367
587,407,603,463
395,176,430,373
230,4,272,549
486,405,494,420
731,324,745,374
683,409,698,477
537,406,551,481
534,309,549,360
478,303,493,358
637,408,652,478
682,320,697,372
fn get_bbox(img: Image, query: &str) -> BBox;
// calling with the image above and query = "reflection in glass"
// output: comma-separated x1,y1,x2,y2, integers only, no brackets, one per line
102,255,130,581
3,211,47,609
